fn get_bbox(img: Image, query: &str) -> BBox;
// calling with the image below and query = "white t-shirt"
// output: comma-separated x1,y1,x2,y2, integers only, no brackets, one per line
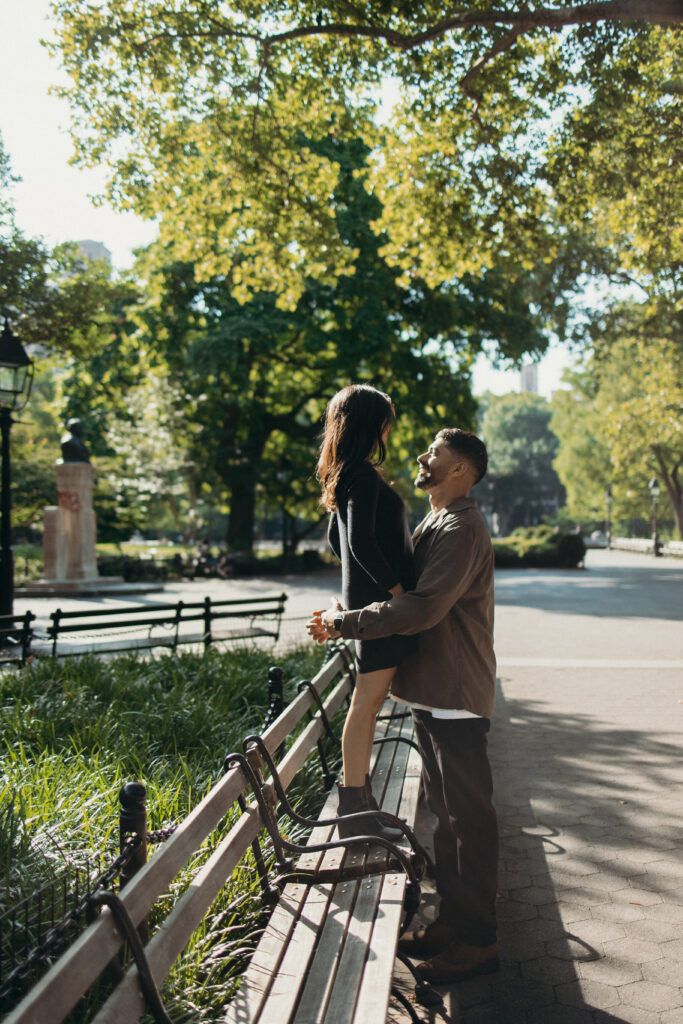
392,695,481,719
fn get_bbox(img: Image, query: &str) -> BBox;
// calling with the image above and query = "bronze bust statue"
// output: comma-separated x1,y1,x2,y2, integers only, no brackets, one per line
60,419,91,463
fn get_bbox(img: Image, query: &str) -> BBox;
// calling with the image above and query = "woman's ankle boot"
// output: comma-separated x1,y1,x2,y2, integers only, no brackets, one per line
336,784,371,839
337,783,403,842
364,775,404,842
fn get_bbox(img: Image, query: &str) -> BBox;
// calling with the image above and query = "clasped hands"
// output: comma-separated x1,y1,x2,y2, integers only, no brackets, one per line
306,596,343,644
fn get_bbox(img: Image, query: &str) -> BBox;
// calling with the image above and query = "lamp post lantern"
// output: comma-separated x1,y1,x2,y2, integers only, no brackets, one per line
0,318,34,616
648,476,661,557
604,484,612,549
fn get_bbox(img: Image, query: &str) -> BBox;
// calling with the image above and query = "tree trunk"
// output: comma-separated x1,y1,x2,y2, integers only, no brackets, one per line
227,484,256,553
652,448,682,540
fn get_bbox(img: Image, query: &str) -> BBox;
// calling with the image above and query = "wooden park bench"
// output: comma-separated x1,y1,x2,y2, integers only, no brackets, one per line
0,612,35,665
5,643,436,1024
31,594,287,658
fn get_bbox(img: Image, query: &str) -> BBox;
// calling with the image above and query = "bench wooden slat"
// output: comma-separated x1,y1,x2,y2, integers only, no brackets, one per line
322,873,384,1024
93,805,265,1024
224,883,313,1024
4,763,250,1024
350,874,406,1024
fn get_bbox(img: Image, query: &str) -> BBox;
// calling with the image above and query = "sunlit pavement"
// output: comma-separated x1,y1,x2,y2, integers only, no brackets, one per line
392,549,683,1024
15,550,683,1021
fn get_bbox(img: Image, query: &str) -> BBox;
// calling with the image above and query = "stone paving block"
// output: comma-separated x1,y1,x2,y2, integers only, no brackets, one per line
546,936,603,962
641,956,683,987
540,901,593,924
542,861,603,879
602,936,666,963
461,1004,527,1024
636,918,683,943
507,917,569,944
555,978,621,1009
618,979,683,1011
644,902,683,923
489,977,555,1010
515,885,558,905
622,887,666,907
668,888,683,906
499,933,547,963
501,869,535,888
593,1006,660,1024
568,919,628,945
521,955,577,985
660,1008,683,1024
526,1004,594,1023
578,958,643,986
660,937,683,962
497,898,539,922
559,886,613,906
590,900,645,923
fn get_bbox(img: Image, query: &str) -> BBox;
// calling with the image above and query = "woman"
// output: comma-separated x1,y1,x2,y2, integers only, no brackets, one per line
316,384,416,837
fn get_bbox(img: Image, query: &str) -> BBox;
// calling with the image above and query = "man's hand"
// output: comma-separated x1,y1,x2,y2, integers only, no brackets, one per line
306,597,343,644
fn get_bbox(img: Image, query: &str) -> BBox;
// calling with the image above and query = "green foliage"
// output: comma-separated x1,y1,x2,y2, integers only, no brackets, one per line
478,391,565,535
50,4,681,307
551,305,683,537
493,529,585,569
550,364,614,522
134,135,552,550
0,645,328,1010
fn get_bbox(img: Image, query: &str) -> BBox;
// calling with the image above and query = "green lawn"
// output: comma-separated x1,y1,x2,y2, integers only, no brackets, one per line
0,645,331,1022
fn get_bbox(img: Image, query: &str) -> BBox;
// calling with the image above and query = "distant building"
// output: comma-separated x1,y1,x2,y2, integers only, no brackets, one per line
75,240,112,265
519,362,538,393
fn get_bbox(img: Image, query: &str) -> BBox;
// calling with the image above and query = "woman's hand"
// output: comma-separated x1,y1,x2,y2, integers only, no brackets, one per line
306,597,343,643
388,582,405,597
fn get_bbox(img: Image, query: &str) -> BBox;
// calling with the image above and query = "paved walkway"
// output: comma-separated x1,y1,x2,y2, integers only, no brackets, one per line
393,549,683,1023
15,549,683,1020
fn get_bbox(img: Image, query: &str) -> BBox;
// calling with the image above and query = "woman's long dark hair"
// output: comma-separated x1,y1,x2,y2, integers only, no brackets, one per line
317,384,396,512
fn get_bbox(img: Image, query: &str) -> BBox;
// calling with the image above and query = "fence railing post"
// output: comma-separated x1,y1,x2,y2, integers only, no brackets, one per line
262,666,285,759
118,782,148,941
203,596,212,652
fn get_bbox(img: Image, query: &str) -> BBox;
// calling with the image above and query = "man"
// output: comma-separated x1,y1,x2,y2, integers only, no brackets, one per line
308,428,499,984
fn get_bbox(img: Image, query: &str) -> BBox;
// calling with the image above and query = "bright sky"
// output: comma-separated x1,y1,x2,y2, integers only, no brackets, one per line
0,0,573,397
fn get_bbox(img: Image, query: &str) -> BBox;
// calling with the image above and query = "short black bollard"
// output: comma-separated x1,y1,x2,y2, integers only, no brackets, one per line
119,781,148,942
267,666,284,720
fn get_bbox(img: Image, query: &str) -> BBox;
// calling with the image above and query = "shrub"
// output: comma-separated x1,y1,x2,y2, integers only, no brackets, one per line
493,531,585,569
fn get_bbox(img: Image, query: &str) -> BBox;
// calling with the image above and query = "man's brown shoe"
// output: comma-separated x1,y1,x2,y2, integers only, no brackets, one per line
416,941,500,984
397,921,459,959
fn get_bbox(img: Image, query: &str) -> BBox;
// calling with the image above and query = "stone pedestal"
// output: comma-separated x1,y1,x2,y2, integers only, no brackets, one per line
43,463,98,580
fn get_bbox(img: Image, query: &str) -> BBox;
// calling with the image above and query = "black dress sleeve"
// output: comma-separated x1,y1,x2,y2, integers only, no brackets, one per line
345,466,400,591
328,513,341,559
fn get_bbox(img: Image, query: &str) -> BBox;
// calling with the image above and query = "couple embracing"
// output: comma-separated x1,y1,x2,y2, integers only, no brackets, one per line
307,384,499,986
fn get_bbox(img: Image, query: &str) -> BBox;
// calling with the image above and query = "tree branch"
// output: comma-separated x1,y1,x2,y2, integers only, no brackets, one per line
131,2,682,63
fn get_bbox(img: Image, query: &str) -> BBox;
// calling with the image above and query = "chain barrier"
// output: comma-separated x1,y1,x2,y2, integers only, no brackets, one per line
0,834,142,1007
146,825,178,845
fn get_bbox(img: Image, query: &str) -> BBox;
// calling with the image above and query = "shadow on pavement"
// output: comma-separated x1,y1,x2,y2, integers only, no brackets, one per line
495,564,683,622
396,679,681,1023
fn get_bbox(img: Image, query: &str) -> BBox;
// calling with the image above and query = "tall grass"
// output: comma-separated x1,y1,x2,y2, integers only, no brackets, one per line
0,645,331,1021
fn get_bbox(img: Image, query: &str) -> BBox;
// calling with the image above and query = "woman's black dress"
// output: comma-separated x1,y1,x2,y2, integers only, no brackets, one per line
328,460,417,673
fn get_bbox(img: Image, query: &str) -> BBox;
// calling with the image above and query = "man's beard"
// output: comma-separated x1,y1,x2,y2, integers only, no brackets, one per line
415,467,431,490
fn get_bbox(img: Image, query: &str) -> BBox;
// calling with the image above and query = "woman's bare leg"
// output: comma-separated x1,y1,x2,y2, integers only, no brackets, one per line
342,667,396,787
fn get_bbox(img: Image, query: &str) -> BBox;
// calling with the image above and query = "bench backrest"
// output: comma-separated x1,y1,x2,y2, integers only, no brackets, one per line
5,646,353,1024
47,595,287,635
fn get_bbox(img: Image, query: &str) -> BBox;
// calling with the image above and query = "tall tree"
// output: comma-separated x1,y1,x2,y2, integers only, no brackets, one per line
50,4,681,298
551,306,682,536
479,391,565,535
136,136,554,550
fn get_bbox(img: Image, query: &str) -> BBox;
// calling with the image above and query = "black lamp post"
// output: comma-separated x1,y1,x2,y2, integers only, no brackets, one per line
0,318,34,616
604,484,612,549
648,476,661,557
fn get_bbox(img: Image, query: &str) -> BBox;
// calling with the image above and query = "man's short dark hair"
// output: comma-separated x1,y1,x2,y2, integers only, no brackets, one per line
437,428,488,483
